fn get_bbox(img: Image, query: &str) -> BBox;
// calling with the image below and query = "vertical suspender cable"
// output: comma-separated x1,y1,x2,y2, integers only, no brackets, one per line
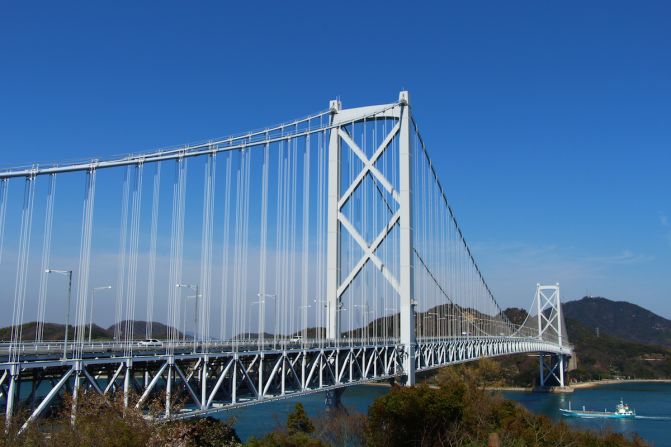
0,179,8,266
114,167,131,342
9,175,36,363
74,169,96,359
301,135,310,343
258,142,270,349
199,152,216,349
167,157,187,354
146,162,161,339
36,174,56,342
220,154,232,341
273,141,285,348
124,163,143,355
289,138,298,339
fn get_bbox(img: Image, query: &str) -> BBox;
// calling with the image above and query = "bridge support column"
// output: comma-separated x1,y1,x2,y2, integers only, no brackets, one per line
202,355,209,410
325,387,345,411
71,361,82,425
4,364,18,430
165,357,174,417
398,91,416,386
124,358,132,408
326,99,341,341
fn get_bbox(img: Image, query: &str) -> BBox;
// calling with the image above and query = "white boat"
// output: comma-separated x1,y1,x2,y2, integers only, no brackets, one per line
560,399,636,419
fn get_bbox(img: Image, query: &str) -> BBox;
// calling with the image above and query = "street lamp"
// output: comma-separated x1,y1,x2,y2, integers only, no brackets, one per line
354,304,372,340
256,292,277,346
426,312,438,338
88,285,112,344
176,283,199,350
46,268,73,360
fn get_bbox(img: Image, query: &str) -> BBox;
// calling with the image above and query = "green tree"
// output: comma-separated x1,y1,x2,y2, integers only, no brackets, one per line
366,384,466,446
286,402,315,435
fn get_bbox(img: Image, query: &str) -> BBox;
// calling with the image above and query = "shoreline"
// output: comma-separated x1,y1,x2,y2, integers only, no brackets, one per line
569,378,671,389
487,378,671,392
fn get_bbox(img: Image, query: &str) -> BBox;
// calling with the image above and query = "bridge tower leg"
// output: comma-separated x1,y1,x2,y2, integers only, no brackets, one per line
398,92,416,386
326,99,342,341
536,284,567,388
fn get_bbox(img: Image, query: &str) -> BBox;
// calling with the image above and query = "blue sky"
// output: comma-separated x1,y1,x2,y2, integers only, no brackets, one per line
1,1,670,317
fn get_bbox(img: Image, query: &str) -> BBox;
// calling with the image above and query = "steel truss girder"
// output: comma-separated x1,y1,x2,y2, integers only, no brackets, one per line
2,344,405,430
0,336,571,431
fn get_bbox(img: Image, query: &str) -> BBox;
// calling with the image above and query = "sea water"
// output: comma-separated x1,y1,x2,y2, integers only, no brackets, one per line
226,382,671,445
503,382,671,447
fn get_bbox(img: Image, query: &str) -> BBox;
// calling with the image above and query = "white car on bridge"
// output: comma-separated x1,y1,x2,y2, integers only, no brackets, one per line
137,339,163,348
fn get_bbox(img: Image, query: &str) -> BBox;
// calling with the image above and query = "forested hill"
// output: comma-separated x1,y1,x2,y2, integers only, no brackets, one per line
501,298,671,383
0,321,179,341
562,297,671,348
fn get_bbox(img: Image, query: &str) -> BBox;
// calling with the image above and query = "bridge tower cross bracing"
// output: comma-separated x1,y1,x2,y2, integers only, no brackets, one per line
325,91,417,385
536,283,566,387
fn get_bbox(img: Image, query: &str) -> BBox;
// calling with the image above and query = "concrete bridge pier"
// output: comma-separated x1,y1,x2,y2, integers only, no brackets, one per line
325,387,346,411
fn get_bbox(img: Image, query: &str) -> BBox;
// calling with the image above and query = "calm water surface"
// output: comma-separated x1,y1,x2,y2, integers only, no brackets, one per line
504,382,671,447
225,382,671,445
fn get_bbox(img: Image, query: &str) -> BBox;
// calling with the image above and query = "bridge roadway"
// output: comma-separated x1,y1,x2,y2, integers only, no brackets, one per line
0,336,569,432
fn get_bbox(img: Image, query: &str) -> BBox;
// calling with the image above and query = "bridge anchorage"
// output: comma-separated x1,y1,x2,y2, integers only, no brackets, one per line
0,92,571,432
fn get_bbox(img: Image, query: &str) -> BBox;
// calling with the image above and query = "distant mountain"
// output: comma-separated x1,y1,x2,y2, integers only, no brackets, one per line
0,320,181,342
107,320,180,340
564,316,671,380
562,297,671,348
0,321,109,342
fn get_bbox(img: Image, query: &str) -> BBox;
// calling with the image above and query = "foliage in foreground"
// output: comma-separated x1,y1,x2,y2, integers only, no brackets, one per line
365,364,648,446
251,360,649,447
1,392,240,447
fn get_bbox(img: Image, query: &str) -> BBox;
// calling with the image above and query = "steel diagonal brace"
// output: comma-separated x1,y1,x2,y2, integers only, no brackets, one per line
19,366,74,435
262,356,284,397
352,350,364,378
337,211,400,298
236,360,259,398
82,368,103,395
207,359,234,408
244,355,259,375
338,128,400,204
305,353,321,387
338,122,401,210
337,351,351,383
186,358,202,382
173,363,201,409
323,352,336,383
284,357,302,389
103,363,125,395
135,362,168,409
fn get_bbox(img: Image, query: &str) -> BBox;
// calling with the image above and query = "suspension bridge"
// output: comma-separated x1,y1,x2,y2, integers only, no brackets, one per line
0,92,571,432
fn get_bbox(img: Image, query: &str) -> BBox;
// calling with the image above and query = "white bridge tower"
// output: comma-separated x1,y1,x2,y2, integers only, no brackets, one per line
536,283,568,387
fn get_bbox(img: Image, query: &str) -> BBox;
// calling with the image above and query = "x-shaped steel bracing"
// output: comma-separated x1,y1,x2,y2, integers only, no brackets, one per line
336,122,401,300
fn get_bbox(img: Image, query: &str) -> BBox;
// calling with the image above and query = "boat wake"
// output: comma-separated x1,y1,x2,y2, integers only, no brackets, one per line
633,415,671,421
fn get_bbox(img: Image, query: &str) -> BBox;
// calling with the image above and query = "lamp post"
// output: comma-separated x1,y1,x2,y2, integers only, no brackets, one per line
176,284,199,351
88,285,112,344
438,317,447,339
426,312,438,339
353,304,371,341
45,269,72,360
298,304,312,343
256,293,277,346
